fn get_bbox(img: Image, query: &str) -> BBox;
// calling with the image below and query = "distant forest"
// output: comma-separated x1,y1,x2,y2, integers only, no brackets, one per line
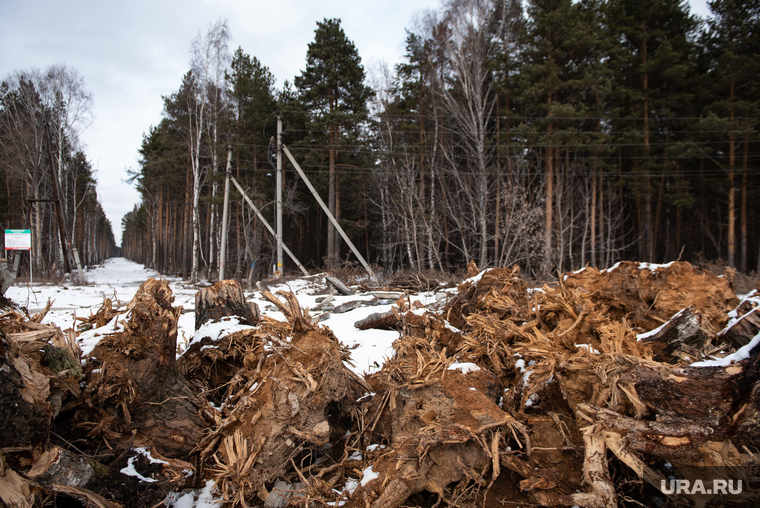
6,0,756,284
1,64,117,276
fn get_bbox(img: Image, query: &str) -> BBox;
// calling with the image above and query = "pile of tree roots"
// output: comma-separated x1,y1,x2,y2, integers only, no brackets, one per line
1,262,759,507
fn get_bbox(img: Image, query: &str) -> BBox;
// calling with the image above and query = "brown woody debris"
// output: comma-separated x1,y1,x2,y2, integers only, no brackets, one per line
1,261,759,507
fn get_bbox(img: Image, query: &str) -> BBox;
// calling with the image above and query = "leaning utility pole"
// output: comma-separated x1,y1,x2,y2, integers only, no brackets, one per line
282,145,378,283
219,146,232,280
275,114,283,278
229,176,309,276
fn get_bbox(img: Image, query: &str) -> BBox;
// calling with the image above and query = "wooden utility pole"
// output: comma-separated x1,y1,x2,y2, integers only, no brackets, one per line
276,114,283,277
43,114,85,283
219,146,232,280
229,175,309,276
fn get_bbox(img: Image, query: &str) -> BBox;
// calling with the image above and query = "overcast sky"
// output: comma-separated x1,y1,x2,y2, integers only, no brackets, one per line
0,0,711,246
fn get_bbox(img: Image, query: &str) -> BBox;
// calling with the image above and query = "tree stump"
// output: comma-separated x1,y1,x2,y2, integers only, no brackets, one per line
195,280,259,330
78,278,206,457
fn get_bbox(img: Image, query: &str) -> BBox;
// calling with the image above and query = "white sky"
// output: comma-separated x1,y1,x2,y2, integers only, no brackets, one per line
0,0,712,247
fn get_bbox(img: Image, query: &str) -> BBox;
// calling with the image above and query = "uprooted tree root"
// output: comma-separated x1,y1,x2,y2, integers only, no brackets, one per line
1,262,760,507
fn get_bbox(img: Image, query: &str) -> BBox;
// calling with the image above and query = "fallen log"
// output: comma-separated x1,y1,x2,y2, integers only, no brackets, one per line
722,299,760,347
354,310,401,331
325,275,353,296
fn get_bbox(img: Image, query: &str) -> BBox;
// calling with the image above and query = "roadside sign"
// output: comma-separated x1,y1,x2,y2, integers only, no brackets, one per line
5,229,31,250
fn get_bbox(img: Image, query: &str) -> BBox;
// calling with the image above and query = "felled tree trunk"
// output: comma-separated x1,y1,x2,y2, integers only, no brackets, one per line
723,300,760,347
195,279,259,330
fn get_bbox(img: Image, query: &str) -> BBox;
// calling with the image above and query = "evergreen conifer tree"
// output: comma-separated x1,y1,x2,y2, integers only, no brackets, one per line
294,18,373,266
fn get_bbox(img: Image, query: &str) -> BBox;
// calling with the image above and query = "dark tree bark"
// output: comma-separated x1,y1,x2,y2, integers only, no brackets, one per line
195,279,259,330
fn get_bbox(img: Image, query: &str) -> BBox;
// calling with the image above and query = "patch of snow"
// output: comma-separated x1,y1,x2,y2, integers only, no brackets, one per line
576,344,601,355
605,261,622,273
521,370,532,387
189,316,255,349
360,466,379,486
638,261,675,271
445,322,462,334
120,449,161,483
134,447,168,464
343,478,360,494
462,269,488,285
164,480,221,508
448,362,481,374
691,331,760,367
77,314,125,357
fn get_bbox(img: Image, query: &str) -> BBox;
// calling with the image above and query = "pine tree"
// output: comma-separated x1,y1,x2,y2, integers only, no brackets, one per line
294,18,373,267
226,48,277,279
519,0,605,271
607,0,699,262
699,0,760,269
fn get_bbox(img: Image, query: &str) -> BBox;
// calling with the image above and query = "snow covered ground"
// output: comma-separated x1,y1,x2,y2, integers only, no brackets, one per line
5,257,444,376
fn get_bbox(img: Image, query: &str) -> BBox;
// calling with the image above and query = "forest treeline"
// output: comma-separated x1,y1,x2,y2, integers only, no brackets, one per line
0,64,117,277
124,0,758,282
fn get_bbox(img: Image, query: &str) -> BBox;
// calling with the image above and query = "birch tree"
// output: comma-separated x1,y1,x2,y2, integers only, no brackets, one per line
187,19,231,281
429,0,521,269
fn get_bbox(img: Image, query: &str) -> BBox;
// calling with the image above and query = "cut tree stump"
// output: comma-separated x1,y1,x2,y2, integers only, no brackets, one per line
195,279,259,330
